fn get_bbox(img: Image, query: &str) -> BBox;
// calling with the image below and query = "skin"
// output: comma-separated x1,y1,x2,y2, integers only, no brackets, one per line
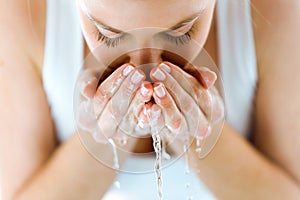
1,0,300,199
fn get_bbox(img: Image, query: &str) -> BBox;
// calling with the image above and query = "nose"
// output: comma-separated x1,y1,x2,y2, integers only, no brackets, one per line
128,48,163,67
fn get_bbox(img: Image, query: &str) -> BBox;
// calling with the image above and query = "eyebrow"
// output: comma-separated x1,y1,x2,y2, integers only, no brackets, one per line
85,10,204,34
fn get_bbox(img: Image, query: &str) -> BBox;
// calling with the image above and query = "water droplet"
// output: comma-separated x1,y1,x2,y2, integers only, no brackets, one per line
185,182,191,189
195,136,203,155
148,109,163,200
186,196,194,200
183,142,191,176
114,181,121,189
152,133,163,200
162,148,171,160
196,137,201,147
195,147,202,153
118,137,128,146
108,139,119,170
184,169,190,175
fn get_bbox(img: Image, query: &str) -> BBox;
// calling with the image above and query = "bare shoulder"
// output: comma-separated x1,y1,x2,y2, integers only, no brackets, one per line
0,1,56,198
0,0,46,71
251,0,300,70
251,0,300,184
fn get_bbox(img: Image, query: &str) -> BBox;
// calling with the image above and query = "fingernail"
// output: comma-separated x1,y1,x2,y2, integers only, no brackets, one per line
131,70,144,84
141,84,150,97
159,63,171,73
154,84,166,98
153,68,166,81
123,65,134,76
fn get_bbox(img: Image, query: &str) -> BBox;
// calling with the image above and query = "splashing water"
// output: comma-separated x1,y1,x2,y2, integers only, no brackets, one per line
145,106,164,200
108,139,120,170
114,180,121,189
195,136,202,154
152,132,163,200
183,140,191,175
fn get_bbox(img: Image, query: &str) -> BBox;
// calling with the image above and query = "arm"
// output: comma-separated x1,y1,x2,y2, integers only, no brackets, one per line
0,1,116,199
191,0,300,199
150,62,300,199
190,123,300,199
146,1,300,198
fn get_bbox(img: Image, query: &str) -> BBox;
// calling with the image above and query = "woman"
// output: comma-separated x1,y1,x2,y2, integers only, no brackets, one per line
1,0,300,199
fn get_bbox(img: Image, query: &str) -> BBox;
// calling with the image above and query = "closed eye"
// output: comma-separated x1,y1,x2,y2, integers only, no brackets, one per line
94,25,195,48
157,25,195,46
95,30,128,48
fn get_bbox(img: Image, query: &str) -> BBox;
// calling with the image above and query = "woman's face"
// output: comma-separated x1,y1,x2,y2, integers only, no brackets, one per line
77,0,216,67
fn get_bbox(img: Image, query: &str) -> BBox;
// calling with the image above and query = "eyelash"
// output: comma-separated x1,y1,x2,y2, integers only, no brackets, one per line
95,26,194,48
96,31,126,48
163,31,192,46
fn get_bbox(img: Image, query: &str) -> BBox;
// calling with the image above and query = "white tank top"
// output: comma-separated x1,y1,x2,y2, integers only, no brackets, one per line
42,0,257,199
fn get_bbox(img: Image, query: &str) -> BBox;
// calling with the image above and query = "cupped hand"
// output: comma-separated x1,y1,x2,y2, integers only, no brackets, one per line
77,61,224,144
149,62,224,140
77,64,164,143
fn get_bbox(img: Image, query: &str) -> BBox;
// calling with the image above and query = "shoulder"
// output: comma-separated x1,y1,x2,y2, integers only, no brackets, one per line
251,0,300,70
250,0,300,183
0,0,46,72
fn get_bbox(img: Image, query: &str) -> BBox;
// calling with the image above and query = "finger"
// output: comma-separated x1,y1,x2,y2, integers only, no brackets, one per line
140,81,154,103
151,67,210,138
209,86,225,123
149,104,165,134
152,83,185,135
77,100,97,133
132,103,165,137
80,77,98,99
198,67,217,89
157,62,215,119
118,104,151,137
159,62,217,93
77,67,100,99
117,81,153,136
93,64,135,118
134,104,152,137
151,64,196,105
96,63,135,96
172,62,217,89
98,68,145,137
110,68,145,122
92,126,109,144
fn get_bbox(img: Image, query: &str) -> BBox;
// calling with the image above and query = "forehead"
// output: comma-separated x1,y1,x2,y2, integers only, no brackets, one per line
83,0,207,30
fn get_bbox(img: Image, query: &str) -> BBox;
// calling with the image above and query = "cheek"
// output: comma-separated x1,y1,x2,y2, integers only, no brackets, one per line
191,3,216,47
81,24,99,51
77,5,99,50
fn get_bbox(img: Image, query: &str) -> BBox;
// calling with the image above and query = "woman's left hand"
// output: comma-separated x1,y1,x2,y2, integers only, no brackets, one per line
148,62,224,140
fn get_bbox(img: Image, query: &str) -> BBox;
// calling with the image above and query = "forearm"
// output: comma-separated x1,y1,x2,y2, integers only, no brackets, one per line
13,135,116,200
191,122,300,199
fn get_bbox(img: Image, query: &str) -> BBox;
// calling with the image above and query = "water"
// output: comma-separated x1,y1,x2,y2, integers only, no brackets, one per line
183,137,197,200
108,139,120,170
186,196,194,200
185,183,191,189
114,180,121,189
183,140,191,175
152,132,163,200
118,137,128,146
162,140,171,160
195,137,202,154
